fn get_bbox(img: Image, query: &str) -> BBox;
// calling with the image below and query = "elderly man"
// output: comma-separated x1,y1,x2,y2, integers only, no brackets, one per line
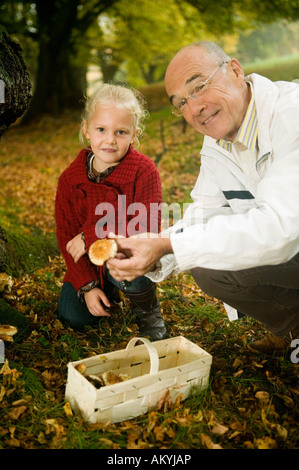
107,41,299,353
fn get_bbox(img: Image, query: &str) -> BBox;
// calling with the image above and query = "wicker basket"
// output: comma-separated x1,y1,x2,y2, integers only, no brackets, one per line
65,336,212,423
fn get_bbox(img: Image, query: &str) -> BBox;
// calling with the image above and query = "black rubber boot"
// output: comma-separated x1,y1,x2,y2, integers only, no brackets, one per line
104,280,122,306
125,284,167,341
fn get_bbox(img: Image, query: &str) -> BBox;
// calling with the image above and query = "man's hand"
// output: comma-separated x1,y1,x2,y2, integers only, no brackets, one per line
84,288,111,317
66,233,86,263
107,233,173,281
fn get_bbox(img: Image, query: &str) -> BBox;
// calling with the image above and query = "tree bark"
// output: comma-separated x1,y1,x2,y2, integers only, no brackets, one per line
22,0,82,121
22,0,119,122
0,25,32,137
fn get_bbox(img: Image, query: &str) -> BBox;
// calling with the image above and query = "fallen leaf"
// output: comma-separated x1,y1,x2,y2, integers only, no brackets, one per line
254,436,278,449
153,424,165,442
244,440,255,449
261,409,288,440
251,360,264,368
37,432,47,444
232,357,242,368
233,369,243,377
63,402,73,418
8,405,27,420
127,427,143,449
230,421,244,431
4,437,20,447
201,434,223,449
255,391,270,407
0,273,13,292
276,393,294,408
0,385,6,403
98,438,120,449
211,422,229,435
157,389,173,413
45,418,65,437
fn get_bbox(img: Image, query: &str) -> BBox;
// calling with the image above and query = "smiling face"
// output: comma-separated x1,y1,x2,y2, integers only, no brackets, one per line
165,46,251,141
83,105,138,173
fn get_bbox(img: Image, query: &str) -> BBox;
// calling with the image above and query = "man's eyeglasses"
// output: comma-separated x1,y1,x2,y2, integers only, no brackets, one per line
171,61,228,117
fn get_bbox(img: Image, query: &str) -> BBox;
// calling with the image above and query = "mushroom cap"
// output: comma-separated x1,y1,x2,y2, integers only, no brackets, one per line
88,239,117,266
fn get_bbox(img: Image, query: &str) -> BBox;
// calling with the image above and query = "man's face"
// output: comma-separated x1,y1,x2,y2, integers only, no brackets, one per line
165,46,250,141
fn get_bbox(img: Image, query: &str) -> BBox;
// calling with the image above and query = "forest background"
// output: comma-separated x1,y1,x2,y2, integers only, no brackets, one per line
0,0,298,451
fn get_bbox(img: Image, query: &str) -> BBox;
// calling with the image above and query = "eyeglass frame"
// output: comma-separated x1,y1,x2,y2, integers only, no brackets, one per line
171,60,229,117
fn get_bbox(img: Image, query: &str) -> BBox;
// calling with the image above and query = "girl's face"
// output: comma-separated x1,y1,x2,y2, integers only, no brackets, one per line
84,105,138,173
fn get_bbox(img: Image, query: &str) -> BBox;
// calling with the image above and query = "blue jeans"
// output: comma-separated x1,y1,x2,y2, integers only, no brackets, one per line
57,269,152,329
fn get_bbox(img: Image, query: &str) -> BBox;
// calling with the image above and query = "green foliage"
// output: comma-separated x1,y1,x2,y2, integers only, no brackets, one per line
2,0,299,117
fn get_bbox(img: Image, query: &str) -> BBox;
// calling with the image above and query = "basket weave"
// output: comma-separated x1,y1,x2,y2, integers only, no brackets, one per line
65,336,212,423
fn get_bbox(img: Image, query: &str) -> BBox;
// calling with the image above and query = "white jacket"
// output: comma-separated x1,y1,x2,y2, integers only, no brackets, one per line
148,74,299,320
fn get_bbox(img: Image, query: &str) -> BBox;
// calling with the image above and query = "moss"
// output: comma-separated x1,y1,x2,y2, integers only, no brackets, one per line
0,215,59,336
5,226,59,277
0,298,31,340
0,222,59,278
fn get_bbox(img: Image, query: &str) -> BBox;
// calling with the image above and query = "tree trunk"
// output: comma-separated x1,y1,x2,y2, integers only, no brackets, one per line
23,0,84,122
0,25,32,137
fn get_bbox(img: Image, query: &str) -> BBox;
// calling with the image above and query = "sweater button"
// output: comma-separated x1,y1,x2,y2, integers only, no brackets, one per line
77,188,86,199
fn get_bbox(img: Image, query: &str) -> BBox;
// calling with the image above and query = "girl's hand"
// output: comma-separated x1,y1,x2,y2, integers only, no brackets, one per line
84,288,111,317
66,233,86,263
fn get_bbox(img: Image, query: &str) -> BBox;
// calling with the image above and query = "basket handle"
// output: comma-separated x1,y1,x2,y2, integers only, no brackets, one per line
126,337,159,375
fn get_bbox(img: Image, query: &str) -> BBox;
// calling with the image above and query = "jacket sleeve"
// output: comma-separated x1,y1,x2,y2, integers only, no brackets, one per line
146,156,234,282
55,176,100,291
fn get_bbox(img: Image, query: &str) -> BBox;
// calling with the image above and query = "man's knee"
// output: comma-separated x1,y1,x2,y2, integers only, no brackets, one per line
191,267,234,298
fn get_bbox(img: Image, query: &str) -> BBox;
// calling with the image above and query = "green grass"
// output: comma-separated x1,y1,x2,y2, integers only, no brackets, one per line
244,53,299,82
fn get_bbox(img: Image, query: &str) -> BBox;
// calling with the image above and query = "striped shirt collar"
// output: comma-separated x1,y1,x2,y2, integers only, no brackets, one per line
217,82,258,152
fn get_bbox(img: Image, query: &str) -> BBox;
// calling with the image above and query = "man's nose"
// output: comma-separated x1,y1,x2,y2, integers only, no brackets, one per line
187,96,206,116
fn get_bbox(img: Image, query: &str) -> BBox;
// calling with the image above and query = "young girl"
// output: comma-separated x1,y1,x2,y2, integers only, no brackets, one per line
55,84,166,341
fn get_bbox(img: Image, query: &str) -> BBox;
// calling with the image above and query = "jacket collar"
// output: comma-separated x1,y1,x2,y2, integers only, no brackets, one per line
245,73,277,159
202,74,277,160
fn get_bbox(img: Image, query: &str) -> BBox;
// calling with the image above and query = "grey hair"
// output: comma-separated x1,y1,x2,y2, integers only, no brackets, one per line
192,41,231,64
175,41,231,72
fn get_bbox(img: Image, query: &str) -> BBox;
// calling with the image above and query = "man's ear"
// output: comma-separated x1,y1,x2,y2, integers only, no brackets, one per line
229,58,245,85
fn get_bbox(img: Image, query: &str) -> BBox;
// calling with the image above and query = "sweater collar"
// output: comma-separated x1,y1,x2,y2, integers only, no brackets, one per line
65,144,137,185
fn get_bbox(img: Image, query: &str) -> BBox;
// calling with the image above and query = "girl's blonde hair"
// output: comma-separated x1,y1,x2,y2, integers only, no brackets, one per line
80,83,148,144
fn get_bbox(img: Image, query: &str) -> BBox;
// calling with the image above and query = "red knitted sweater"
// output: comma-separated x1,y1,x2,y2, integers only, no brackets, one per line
55,146,162,291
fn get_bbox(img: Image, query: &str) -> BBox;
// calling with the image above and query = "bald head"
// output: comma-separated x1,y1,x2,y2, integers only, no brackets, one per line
164,41,250,141
165,42,231,98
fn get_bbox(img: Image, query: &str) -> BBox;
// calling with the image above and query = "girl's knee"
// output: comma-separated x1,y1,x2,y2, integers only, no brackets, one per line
58,282,98,329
